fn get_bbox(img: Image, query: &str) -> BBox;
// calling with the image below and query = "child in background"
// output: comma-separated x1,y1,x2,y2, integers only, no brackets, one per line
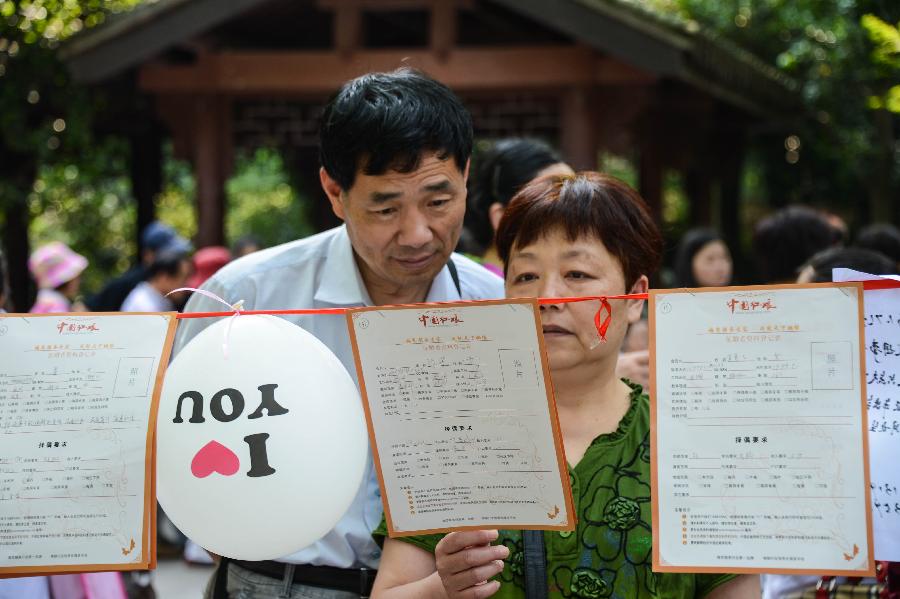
28,242,87,313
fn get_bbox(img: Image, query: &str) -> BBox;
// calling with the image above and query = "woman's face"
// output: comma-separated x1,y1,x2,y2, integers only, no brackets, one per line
505,228,646,373
692,240,732,287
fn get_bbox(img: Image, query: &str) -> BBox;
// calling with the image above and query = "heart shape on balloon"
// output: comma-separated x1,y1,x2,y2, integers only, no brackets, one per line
191,441,240,478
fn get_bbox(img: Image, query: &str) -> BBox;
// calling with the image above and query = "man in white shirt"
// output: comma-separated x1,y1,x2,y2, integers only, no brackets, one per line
174,69,504,599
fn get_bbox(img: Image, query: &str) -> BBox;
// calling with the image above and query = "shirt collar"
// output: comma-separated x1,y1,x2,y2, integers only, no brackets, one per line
313,225,461,306
314,225,373,307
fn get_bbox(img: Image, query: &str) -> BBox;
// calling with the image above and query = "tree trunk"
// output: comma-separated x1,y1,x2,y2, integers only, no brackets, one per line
0,152,36,312
870,108,894,224
2,192,33,313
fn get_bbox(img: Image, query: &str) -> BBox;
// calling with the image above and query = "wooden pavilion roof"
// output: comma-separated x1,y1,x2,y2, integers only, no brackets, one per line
60,0,798,117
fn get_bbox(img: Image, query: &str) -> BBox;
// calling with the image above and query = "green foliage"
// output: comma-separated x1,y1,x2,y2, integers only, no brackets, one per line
225,148,314,248
27,137,136,294
653,0,900,223
154,146,315,252
1,0,148,308
861,14,900,70
0,0,144,168
861,14,900,113
3,0,314,298
598,152,639,189
0,0,142,45
156,146,198,242
28,143,314,297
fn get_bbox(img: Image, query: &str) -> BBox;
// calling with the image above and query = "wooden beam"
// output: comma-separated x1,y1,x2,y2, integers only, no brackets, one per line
62,0,268,83
139,47,656,94
317,0,473,11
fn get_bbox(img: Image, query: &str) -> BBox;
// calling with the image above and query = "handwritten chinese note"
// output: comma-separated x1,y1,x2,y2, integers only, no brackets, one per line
0,313,176,575
834,268,900,560
347,299,574,536
650,284,873,575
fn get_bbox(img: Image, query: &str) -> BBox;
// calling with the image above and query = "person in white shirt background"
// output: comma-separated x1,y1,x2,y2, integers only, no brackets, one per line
120,249,192,313
174,68,504,599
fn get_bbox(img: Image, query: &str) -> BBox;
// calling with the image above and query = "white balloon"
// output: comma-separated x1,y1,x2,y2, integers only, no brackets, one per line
157,315,368,561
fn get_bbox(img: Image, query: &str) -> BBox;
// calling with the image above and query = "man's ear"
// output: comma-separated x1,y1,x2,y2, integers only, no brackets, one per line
626,275,649,324
488,202,505,233
320,167,346,221
463,158,471,183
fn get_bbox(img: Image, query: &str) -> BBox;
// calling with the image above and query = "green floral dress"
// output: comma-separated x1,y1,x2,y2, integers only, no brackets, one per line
373,383,737,598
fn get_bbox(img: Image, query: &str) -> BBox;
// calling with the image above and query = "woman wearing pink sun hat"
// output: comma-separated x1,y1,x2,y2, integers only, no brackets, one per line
28,241,88,313
4,243,126,599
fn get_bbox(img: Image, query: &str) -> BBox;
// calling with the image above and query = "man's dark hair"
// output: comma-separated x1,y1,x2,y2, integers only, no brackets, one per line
856,223,900,266
146,250,189,280
466,138,566,252
319,68,473,190
752,205,841,283
802,247,896,283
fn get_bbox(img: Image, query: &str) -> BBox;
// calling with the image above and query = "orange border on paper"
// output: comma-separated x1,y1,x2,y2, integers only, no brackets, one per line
0,312,177,577
649,283,875,576
346,298,576,538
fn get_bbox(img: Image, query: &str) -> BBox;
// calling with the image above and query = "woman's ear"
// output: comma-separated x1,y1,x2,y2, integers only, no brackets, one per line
626,275,649,324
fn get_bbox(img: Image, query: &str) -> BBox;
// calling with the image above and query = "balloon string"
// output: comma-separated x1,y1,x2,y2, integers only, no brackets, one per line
168,287,244,359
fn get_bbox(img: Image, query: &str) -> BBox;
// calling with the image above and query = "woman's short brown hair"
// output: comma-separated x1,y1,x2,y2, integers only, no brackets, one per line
496,172,663,288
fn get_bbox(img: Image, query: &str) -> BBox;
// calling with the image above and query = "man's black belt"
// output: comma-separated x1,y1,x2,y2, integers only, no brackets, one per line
227,558,377,596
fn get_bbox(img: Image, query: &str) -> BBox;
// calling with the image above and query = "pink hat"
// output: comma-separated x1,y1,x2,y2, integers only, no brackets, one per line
28,242,88,289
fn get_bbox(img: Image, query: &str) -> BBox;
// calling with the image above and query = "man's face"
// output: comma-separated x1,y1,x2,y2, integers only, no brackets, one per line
321,153,468,298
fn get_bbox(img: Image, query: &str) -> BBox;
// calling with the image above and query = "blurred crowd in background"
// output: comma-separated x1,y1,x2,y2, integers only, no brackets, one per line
0,136,898,599
3,137,899,391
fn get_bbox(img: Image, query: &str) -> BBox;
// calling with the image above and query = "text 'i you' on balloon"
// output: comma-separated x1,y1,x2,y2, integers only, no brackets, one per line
157,314,368,561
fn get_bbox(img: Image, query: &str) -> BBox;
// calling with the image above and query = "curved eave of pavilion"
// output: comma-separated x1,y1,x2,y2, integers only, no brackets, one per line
59,0,269,83
495,0,801,117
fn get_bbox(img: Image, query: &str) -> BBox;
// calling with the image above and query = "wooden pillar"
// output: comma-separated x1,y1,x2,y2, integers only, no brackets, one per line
639,132,663,223
633,96,667,224
717,136,745,279
334,0,362,57
192,96,232,247
131,116,163,254
685,168,712,226
2,198,32,312
560,86,598,171
0,150,35,312
430,0,456,60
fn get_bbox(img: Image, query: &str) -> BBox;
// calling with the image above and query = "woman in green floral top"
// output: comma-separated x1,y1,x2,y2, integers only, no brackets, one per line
371,173,759,599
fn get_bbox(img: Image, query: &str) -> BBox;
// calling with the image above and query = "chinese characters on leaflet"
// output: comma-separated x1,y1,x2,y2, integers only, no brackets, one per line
348,299,574,536
834,269,900,560
651,284,874,575
0,313,176,575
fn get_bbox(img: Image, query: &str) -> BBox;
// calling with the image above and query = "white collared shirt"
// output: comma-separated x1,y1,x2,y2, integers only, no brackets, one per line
173,225,504,568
